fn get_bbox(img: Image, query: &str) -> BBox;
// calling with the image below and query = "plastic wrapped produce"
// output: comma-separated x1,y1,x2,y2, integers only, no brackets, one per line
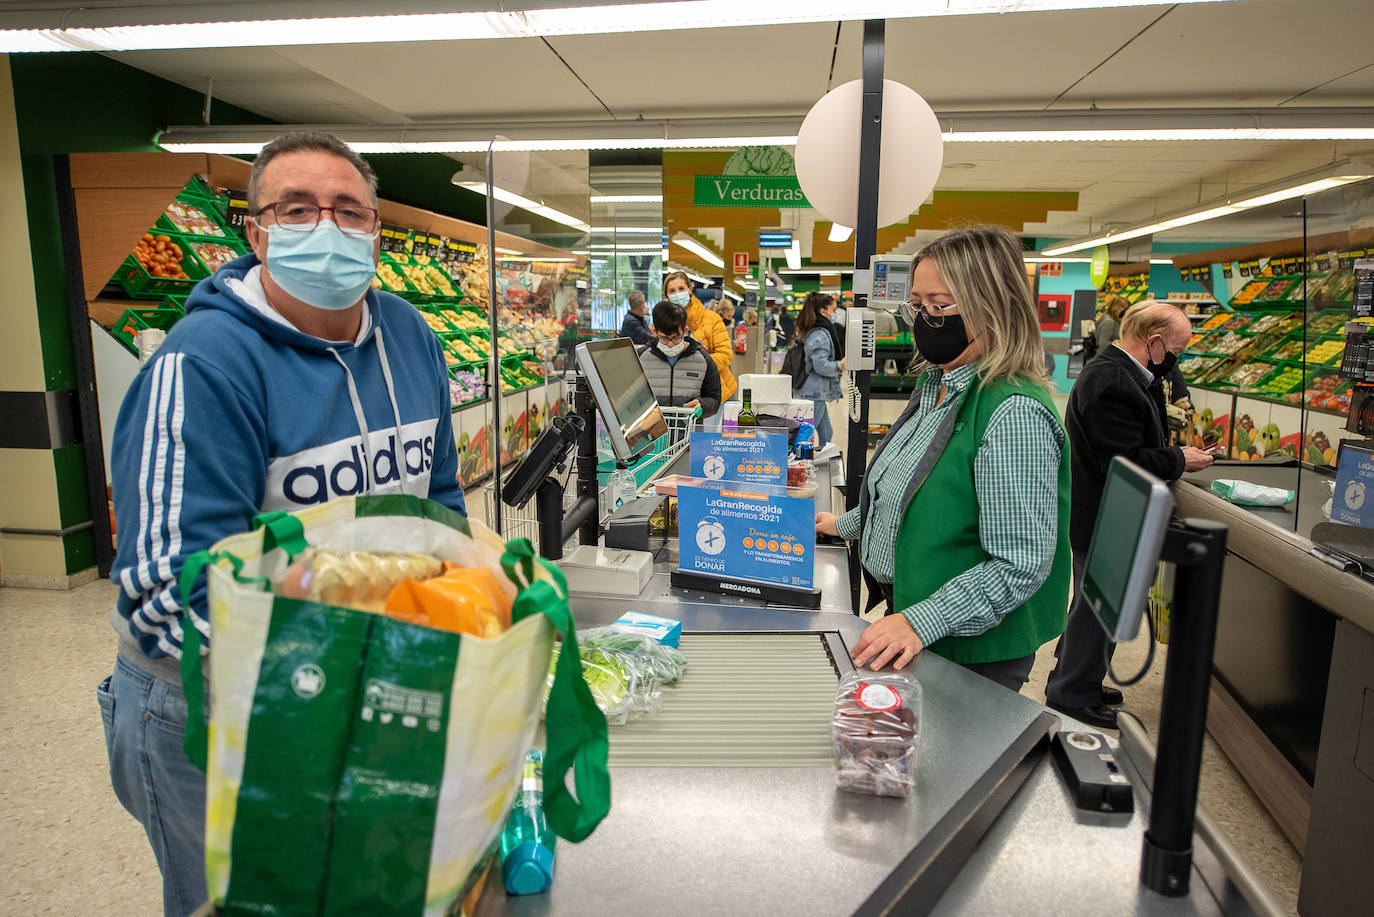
579,627,688,684
832,669,921,798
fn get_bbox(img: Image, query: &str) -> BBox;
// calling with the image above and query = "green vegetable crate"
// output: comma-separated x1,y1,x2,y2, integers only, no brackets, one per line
111,305,185,353
112,232,209,298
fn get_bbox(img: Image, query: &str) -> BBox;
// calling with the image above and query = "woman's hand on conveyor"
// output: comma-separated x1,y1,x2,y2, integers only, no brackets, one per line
815,512,839,537
851,614,924,671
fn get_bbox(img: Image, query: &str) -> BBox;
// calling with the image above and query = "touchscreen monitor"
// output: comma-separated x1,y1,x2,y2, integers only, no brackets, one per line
1080,457,1174,643
576,339,668,462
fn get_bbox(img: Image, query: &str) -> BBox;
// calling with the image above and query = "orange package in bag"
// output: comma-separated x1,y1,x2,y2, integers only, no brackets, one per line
383,564,513,638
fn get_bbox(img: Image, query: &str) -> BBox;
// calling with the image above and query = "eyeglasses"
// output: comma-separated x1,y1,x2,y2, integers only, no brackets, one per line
900,299,958,328
658,330,684,344
254,201,380,236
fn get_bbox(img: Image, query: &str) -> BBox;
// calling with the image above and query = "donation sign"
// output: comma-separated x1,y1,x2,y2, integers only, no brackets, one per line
690,430,787,486
677,484,815,589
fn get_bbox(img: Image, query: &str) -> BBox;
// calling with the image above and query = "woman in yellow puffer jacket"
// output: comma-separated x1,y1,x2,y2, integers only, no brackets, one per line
663,271,736,404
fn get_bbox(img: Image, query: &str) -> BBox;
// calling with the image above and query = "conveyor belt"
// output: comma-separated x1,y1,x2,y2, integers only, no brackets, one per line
606,633,840,767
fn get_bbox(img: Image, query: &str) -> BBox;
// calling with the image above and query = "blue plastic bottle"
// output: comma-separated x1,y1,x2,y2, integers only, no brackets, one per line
499,749,556,895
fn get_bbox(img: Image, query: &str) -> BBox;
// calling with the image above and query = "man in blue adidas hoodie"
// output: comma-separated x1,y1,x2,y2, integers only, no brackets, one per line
99,132,466,917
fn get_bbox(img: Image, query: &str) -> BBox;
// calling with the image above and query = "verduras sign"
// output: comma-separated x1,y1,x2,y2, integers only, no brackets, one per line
693,175,811,208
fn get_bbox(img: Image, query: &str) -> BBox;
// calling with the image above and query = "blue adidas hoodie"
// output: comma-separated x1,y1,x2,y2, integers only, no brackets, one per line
109,253,466,670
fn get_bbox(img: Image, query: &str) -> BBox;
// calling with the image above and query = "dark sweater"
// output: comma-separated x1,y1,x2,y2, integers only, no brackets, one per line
1065,345,1184,552
637,337,722,417
619,309,653,346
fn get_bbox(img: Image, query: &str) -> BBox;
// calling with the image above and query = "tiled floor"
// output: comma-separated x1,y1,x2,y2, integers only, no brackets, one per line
1,578,1303,915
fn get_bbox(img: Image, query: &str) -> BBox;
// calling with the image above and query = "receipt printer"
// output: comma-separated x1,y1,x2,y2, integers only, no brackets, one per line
605,494,670,554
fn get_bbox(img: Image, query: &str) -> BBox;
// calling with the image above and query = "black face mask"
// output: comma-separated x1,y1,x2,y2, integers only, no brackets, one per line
1146,339,1178,378
912,313,972,365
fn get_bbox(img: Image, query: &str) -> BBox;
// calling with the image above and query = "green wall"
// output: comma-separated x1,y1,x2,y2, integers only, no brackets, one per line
6,53,486,573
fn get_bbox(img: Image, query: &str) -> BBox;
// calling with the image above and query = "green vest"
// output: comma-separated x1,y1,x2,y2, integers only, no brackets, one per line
892,373,1071,665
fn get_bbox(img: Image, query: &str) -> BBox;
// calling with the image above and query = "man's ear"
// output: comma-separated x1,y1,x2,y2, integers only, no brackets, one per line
246,219,267,262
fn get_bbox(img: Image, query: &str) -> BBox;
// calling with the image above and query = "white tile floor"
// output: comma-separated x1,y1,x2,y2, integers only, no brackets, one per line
0,577,1302,915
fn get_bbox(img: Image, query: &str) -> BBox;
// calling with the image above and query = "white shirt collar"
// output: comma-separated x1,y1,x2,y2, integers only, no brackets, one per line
1113,342,1154,383
227,265,372,346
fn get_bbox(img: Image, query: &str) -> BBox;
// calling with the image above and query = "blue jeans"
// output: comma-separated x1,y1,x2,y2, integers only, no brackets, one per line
99,654,207,917
812,399,834,447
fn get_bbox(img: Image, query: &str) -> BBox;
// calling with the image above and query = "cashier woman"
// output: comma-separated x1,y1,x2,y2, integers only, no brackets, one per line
815,224,1070,692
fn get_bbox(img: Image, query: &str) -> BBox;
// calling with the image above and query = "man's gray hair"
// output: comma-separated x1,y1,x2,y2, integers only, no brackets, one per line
628,290,647,309
247,131,379,212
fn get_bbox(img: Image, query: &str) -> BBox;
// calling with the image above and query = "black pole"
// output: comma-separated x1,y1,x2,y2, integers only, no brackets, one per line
1141,517,1228,896
574,374,600,546
535,477,565,560
845,19,885,613
53,154,115,579
486,142,502,534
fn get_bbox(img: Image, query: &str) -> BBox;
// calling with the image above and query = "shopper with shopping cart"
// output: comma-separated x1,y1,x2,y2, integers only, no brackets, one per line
637,298,722,418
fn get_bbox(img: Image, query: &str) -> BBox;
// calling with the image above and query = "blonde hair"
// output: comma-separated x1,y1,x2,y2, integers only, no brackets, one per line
910,224,1050,388
1121,300,1188,342
714,299,734,322
1105,295,1131,320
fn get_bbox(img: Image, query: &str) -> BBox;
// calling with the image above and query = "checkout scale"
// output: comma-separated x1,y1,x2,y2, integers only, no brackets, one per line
481,324,1280,916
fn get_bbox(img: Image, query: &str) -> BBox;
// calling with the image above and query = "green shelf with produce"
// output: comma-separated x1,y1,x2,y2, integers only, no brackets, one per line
113,231,210,298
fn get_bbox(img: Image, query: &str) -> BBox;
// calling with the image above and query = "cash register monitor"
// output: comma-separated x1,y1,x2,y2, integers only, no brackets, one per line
1080,457,1175,643
576,338,668,462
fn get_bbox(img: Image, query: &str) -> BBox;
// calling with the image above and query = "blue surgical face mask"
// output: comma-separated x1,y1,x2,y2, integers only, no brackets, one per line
260,220,378,311
668,290,692,308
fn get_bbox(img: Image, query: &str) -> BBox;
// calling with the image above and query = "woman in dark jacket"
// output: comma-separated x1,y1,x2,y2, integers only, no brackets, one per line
794,293,845,447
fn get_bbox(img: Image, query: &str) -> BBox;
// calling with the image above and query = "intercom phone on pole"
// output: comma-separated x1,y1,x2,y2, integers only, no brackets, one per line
845,308,876,371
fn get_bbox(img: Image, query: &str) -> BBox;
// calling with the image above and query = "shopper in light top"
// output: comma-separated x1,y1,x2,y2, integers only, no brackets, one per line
637,298,722,417
793,292,846,448
663,270,736,405
101,131,466,917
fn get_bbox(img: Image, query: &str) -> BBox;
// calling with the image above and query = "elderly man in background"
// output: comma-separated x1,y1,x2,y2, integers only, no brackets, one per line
1044,301,1214,729
619,289,654,345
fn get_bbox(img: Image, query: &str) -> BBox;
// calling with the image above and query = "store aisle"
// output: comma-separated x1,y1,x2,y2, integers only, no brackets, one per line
0,580,162,916
0,574,1301,915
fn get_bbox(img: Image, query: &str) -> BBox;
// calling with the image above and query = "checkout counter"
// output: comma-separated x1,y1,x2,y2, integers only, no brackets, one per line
1173,460,1374,917
475,448,1285,917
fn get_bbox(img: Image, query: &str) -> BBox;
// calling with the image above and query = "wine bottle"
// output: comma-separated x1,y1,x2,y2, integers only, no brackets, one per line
738,387,758,427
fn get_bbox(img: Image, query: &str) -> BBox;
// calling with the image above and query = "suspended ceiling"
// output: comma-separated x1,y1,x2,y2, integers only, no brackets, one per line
14,0,1371,249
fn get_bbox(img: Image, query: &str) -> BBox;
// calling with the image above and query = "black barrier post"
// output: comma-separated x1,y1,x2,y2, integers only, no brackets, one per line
574,374,601,547
845,19,885,613
1140,517,1228,896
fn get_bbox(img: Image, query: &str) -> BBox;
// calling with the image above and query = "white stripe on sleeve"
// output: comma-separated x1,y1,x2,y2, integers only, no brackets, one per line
144,355,177,591
132,356,166,594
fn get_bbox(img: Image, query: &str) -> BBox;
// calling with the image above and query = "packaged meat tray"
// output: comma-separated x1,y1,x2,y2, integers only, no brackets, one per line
163,200,227,237
832,669,922,798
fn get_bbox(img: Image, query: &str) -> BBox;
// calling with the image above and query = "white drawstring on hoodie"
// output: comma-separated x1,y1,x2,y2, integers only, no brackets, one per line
329,326,409,497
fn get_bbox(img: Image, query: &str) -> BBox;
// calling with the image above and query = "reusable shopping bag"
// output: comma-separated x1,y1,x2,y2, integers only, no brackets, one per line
178,494,610,916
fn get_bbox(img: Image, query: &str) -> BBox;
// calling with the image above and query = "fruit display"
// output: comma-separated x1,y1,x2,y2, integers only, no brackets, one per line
1180,355,1219,379
1304,340,1344,364
132,233,194,280
465,334,491,359
1309,310,1349,334
1259,366,1304,395
448,368,486,406
446,336,482,362
1270,338,1305,361
1220,314,1255,332
1230,281,1270,306
397,261,458,297
189,241,241,272
1223,362,1274,389
445,309,488,331
1310,271,1355,306
1256,277,1300,303
1282,372,1351,413
1200,312,1235,331
419,310,451,333
1247,314,1286,334
1187,332,1206,349
501,363,542,390
375,262,408,292
163,200,226,237
1209,332,1250,355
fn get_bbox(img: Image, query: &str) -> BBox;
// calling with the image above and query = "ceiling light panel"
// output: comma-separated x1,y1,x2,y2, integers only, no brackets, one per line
1,1,1231,52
